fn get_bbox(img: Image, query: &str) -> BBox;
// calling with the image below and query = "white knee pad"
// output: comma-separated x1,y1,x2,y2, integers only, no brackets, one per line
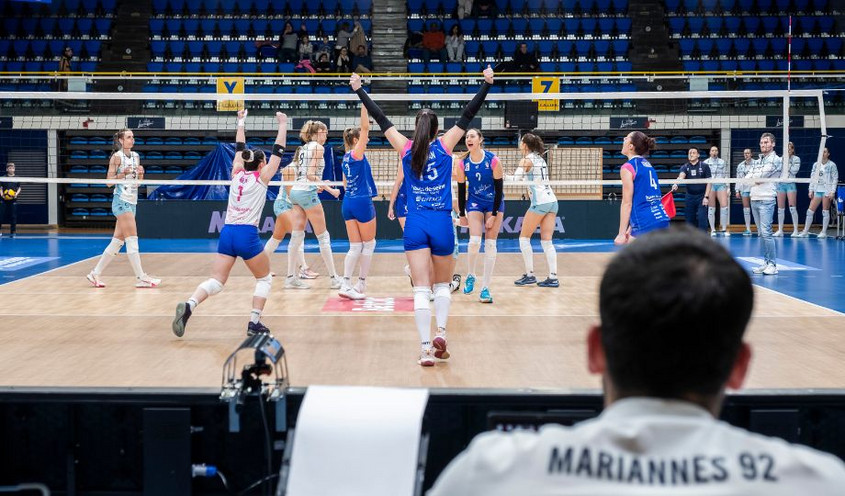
317,230,331,248
789,206,798,217
347,242,363,256
199,278,224,296
433,282,451,300
778,208,785,217
540,239,554,252
362,239,376,255
413,286,432,309
519,237,531,251
468,235,482,249
105,237,124,256
254,274,273,299
125,235,139,254
484,238,497,255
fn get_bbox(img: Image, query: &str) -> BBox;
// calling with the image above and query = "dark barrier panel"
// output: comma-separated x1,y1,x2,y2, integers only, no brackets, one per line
138,200,621,239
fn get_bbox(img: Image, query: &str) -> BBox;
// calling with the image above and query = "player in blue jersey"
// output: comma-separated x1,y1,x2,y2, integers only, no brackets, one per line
615,131,670,245
351,66,494,366
339,105,378,300
455,129,503,303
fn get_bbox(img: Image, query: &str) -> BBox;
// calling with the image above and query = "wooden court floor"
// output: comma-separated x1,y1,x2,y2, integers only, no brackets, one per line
0,252,843,391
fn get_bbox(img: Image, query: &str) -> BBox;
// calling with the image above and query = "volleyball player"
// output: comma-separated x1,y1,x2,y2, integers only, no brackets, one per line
338,105,378,300
172,110,287,338
286,120,342,290
455,129,503,303
734,148,754,236
512,133,559,288
774,142,802,237
263,165,319,279
796,148,838,239
351,66,494,366
614,131,669,245
704,145,730,236
86,128,161,288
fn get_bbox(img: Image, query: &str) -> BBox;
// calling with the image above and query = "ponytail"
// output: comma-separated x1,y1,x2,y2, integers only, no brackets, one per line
112,128,131,155
411,110,438,178
629,131,656,156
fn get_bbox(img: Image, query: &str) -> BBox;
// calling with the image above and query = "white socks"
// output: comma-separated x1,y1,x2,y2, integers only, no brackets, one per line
264,236,281,255
125,236,144,279
519,236,534,275
789,206,799,233
433,283,451,330
541,239,557,279
777,207,785,232
287,231,305,277
359,239,376,283
708,206,716,232
343,242,363,283
482,238,497,289
413,286,432,346
743,208,751,231
822,210,830,235
317,231,337,278
803,210,814,233
93,237,124,275
720,206,729,231
466,235,481,277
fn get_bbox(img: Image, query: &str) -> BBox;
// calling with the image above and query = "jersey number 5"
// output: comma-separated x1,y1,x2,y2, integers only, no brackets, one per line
426,163,439,181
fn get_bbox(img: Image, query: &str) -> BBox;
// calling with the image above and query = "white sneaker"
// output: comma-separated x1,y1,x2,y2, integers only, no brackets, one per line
418,348,435,367
339,286,366,300
762,264,779,275
817,232,828,239
353,279,366,294
722,230,730,237
742,229,753,236
710,230,718,237
136,274,161,288
330,276,343,289
790,231,800,238
299,267,319,279
433,329,449,360
752,264,768,275
773,230,783,237
795,231,810,238
284,276,309,289
86,272,105,288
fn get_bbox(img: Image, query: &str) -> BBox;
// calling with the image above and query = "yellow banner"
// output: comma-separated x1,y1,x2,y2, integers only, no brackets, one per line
532,76,560,112
216,77,245,111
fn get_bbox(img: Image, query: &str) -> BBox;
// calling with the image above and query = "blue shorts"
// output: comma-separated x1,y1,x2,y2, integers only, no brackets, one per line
712,184,728,192
777,183,797,193
404,211,454,256
467,198,505,215
631,220,670,238
342,196,376,223
395,193,408,219
740,191,750,198
112,196,137,216
217,224,264,260
528,201,559,215
290,189,321,210
273,196,292,216
814,190,826,198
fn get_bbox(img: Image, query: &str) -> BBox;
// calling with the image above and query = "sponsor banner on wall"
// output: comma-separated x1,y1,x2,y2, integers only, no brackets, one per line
609,117,649,129
765,115,804,128
138,200,619,239
127,117,166,130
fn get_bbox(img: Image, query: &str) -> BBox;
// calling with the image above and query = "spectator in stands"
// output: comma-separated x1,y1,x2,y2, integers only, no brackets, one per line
352,44,373,73
471,0,497,17
336,46,352,73
57,46,73,91
446,25,465,62
671,148,711,231
428,226,845,495
278,21,299,63
457,0,473,19
336,22,354,56
316,35,334,61
299,34,314,61
0,162,21,238
422,22,447,64
349,21,367,58
513,43,539,72
315,52,333,73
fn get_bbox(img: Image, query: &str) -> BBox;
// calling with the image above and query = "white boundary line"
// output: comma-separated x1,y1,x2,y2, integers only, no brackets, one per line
753,284,845,317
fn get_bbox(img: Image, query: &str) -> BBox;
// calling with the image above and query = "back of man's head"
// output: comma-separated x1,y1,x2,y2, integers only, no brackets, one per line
599,226,753,400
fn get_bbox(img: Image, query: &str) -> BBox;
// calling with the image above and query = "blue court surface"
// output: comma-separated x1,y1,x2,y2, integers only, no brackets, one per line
1,234,844,313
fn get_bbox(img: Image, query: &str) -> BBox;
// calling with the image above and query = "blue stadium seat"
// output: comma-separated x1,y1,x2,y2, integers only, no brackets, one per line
721,59,738,71
706,17,723,35
743,16,760,34
76,18,94,36
40,17,57,37
152,0,168,12
84,40,102,57
529,18,546,36
723,16,741,34
559,61,576,72
58,18,75,37
757,59,776,71
826,37,842,56
150,19,164,36
187,40,204,58
697,38,714,56
816,16,834,34
581,18,597,36
24,61,42,72
575,40,592,57
539,61,557,72
545,18,561,36
737,59,756,71
612,39,629,56
701,60,719,71
714,38,732,55
751,38,770,56
165,19,181,36
679,39,695,56
687,17,704,34
477,19,493,35
79,61,98,72
683,60,701,71
796,16,817,35
793,59,813,71
427,62,444,73
537,40,554,57
94,18,111,37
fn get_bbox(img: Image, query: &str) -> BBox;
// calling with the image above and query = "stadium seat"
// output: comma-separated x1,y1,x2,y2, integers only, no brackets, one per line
687,17,704,34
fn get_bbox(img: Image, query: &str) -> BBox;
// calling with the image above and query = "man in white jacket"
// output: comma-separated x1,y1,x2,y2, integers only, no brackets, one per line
744,132,782,275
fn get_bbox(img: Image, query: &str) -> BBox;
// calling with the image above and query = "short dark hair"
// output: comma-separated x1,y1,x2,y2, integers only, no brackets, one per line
599,226,753,399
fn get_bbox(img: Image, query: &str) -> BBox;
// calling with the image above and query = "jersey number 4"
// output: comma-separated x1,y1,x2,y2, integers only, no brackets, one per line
648,170,657,190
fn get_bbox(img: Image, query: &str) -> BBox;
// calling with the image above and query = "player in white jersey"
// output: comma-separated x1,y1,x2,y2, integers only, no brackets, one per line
429,226,845,496
774,142,802,237
796,147,838,239
734,148,754,236
172,111,288,338
285,120,342,290
511,133,559,288
704,145,730,236
86,128,161,289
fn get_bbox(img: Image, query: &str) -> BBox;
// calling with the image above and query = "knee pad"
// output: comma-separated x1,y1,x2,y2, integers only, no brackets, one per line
789,206,799,215
105,237,124,256
778,208,785,216
125,236,139,254
317,230,331,248
199,278,224,296
413,286,432,309
361,239,376,255
519,237,531,251
433,282,451,300
348,242,363,256
484,238,497,255
468,235,482,249
708,207,716,215
541,239,554,252
743,208,751,214
254,274,273,299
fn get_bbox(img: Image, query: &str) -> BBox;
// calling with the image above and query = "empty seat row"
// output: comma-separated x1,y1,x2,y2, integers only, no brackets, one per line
409,17,632,38
0,40,103,60
70,150,203,160
408,60,633,72
665,0,833,15
0,60,98,72
1,17,112,39
153,0,371,15
142,83,349,93
678,37,842,58
150,17,371,39
667,15,838,37
426,39,629,59
683,58,845,71
69,136,217,145
147,61,301,73
3,0,117,15
408,0,629,15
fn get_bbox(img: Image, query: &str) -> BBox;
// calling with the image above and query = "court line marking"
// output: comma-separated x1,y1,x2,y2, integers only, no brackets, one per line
753,284,845,317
